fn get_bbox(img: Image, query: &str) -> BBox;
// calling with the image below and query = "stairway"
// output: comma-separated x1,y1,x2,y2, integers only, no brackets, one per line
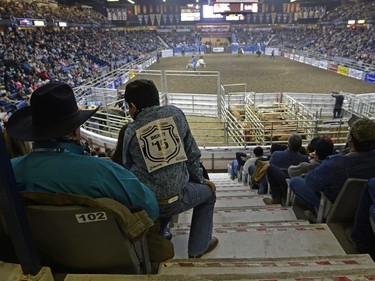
159,173,375,278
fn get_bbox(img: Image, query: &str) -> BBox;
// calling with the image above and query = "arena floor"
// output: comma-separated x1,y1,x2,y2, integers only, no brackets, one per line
145,53,375,94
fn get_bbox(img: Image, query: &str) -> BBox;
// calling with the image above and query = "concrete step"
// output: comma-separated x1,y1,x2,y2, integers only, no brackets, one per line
65,270,375,281
0,262,53,281
159,254,375,277
176,205,297,224
216,189,258,197
215,195,269,207
215,182,251,190
170,223,346,259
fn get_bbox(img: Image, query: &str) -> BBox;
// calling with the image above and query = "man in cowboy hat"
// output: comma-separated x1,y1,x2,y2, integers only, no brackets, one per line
5,82,159,221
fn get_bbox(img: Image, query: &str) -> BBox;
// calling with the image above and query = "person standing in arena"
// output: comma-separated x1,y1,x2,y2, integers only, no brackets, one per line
191,55,197,70
331,91,345,118
270,49,275,59
122,79,218,259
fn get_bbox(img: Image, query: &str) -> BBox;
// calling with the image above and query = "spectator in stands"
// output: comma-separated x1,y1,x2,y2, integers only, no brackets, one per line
269,143,288,158
263,133,309,205
122,79,218,259
243,146,264,178
351,177,375,259
288,137,334,178
331,91,345,118
2,127,31,158
111,123,128,166
289,118,375,214
5,82,159,222
230,152,250,180
248,143,286,194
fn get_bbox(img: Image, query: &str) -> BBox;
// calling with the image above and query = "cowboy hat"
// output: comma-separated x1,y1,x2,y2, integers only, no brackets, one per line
6,82,99,141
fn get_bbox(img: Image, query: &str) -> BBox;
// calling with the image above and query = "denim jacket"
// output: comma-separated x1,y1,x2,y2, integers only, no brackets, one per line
123,105,203,199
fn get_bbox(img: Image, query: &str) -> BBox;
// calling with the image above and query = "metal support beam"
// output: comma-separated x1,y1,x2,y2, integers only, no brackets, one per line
0,129,41,275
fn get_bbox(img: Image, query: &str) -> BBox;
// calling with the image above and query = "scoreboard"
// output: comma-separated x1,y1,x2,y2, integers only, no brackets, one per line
213,2,258,14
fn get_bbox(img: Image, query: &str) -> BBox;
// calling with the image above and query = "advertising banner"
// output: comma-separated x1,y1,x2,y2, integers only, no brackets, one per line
312,59,319,67
364,73,375,84
348,68,364,80
337,65,349,76
305,57,313,65
328,62,338,72
318,60,328,70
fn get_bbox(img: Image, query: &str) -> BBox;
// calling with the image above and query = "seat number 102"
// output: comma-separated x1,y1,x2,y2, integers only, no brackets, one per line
75,212,108,223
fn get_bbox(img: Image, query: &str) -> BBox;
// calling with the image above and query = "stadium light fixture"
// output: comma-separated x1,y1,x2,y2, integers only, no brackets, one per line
127,0,135,4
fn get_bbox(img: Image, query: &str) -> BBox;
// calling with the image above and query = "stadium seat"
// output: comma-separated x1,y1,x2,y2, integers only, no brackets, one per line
371,205,375,236
0,210,18,263
285,178,294,206
17,192,153,274
319,178,368,254
242,168,249,186
237,165,243,182
318,178,368,224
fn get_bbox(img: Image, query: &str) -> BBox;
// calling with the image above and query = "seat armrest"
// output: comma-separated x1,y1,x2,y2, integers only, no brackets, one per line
370,205,375,235
237,166,243,182
285,179,294,206
316,192,333,223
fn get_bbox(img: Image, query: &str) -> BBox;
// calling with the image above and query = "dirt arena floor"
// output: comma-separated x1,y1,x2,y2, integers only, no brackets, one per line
143,53,375,95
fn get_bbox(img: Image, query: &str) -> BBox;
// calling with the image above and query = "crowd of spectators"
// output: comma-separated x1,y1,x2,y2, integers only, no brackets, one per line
0,27,164,115
158,29,196,48
0,0,110,24
297,25,374,65
322,0,375,22
235,25,374,65
1,0,374,117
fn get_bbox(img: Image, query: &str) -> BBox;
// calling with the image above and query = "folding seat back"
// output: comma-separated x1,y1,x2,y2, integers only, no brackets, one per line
0,209,18,263
21,192,154,274
325,178,368,223
370,205,375,235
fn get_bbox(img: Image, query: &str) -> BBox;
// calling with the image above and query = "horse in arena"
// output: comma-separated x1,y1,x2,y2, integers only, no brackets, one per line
186,58,206,70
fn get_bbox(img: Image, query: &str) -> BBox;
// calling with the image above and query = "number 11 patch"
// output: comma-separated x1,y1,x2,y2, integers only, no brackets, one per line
136,116,187,173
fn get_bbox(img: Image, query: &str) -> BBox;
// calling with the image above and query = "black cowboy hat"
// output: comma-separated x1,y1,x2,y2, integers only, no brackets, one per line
6,82,99,141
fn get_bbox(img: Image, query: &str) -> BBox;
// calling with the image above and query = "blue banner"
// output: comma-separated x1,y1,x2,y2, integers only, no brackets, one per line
364,73,375,84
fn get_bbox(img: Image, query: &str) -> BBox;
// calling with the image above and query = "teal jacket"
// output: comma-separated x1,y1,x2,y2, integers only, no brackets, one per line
11,141,159,221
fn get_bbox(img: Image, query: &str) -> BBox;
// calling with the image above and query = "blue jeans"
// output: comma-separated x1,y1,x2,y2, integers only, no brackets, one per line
351,178,375,256
231,160,238,177
267,164,288,200
158,181,216,256
249,164,268,194
289,176,320,212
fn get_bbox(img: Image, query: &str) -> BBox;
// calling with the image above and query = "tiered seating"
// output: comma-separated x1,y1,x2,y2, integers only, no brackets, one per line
63,172,375,281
